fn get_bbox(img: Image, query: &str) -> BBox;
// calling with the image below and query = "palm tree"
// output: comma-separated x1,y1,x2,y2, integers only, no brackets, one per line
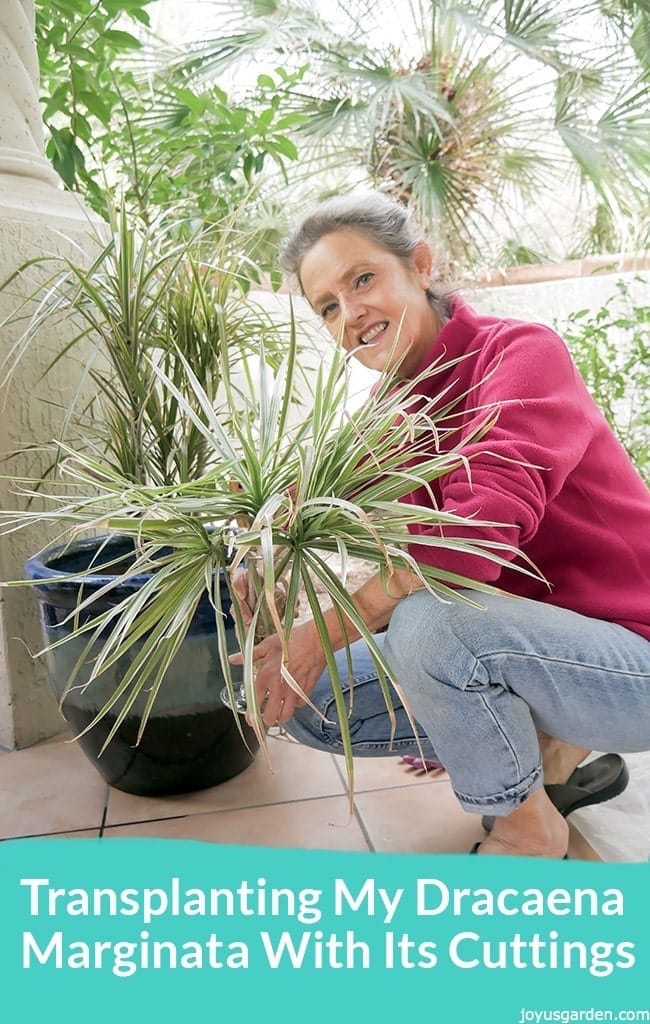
167,0,649,272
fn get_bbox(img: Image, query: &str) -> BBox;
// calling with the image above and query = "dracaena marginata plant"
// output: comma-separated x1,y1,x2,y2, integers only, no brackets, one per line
1,310,541,800
0,197,292,490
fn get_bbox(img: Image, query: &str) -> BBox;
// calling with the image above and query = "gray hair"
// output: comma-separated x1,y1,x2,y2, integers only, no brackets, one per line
279,190,451,322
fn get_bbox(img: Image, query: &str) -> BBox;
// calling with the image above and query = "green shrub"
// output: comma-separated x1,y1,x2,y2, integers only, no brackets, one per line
558,279,649,483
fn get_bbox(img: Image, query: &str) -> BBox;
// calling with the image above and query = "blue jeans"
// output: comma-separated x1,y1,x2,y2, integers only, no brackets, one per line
285,590,650,815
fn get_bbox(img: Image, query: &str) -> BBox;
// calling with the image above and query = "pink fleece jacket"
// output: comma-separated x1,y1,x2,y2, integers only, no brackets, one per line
401,298,650,640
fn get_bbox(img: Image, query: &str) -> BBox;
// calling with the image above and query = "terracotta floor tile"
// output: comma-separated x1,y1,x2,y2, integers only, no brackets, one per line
102,795,370,850
105,734,345,826
0,734,108,839
4,727,645,863
355,779,484,854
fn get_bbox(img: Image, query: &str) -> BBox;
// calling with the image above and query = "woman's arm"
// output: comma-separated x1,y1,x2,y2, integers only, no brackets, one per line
229,566,423,727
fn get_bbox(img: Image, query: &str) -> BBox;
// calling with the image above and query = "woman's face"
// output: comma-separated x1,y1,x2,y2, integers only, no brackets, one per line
299,228,441,377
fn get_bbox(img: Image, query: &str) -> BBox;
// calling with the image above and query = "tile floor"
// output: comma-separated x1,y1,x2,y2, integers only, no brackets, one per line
4,725,640,861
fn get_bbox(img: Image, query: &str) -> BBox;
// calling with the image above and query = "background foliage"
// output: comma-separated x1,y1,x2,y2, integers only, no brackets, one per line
35,0,153,215
559,279,650,482
34,0,303,273
35,0,649,277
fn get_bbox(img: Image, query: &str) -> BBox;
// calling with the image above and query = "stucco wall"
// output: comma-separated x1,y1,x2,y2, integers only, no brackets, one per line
466,268,648,329
0,209,100,749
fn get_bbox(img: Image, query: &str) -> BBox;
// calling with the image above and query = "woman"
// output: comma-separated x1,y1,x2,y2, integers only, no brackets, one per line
234,190,650,858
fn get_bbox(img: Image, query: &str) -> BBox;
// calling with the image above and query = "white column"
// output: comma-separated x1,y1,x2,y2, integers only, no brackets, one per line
0,0,59,184
0,0,94,748
0,0,89,223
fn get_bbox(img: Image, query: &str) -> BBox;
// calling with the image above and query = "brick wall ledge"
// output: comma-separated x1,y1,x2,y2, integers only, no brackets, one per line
467,251,650,289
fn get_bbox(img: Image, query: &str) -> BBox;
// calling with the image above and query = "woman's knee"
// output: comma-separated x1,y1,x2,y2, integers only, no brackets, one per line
384,589,486,688
387,589,437,652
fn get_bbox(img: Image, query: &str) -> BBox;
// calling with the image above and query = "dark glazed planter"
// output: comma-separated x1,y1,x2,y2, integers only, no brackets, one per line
25,535,259,796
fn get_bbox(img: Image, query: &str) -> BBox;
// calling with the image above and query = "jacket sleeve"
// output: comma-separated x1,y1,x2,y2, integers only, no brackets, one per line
405,322,595,583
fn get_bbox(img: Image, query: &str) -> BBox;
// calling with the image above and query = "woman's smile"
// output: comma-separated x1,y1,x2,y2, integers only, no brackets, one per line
359,320,388,346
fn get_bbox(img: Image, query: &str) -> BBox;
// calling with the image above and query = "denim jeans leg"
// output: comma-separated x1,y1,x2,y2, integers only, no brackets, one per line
285,635,438,761
383,590,650,815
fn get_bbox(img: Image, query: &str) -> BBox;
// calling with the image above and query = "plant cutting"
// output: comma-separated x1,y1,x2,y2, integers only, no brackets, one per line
1,313,537,801
0,199,294,796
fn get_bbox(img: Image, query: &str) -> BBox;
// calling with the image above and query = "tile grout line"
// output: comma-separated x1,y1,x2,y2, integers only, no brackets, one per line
101,789,362,833
99,783,110,837
1,828,101,842
330,752,376,853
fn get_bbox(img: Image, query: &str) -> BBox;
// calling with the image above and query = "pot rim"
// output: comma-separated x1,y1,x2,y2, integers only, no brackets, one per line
25,533,181,589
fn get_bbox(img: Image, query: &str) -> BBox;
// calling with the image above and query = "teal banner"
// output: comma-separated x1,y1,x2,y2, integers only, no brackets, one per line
1,839,648,1024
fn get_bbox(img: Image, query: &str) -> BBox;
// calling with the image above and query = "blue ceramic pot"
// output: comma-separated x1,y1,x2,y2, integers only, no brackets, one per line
25,535,258,796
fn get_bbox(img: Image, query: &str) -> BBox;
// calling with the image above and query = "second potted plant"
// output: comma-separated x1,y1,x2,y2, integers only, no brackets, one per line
1,200,292,795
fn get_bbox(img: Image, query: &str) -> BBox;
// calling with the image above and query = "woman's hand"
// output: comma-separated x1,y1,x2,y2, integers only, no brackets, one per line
230,566,255,633
228,566,320,727
229,619,326,727
228,561,423,728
